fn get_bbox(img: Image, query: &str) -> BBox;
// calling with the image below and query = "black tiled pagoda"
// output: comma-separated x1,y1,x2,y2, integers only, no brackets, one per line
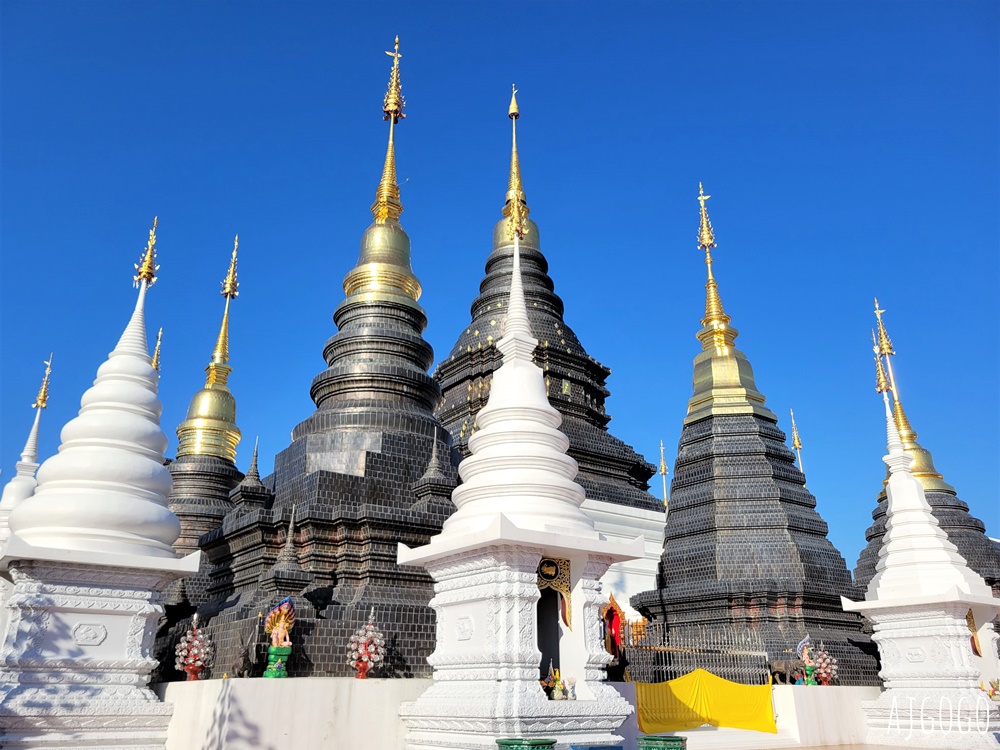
193,47,457,678
631,188,880,685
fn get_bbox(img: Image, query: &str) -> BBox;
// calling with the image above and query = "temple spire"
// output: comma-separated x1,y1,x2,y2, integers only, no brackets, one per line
0,356,53,544
152,328,162,373
789,409,805,477
211,235,240,370
658,439,669,506
870,301,950,491
696,184,734,355
371,36,405,224
133,217,159,288
502,84,530,235
175,237,242,462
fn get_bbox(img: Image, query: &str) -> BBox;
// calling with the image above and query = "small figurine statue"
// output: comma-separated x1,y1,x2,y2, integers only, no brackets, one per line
346,607,386,679
174,613,214,681
263,597,295,678
796,635,818,686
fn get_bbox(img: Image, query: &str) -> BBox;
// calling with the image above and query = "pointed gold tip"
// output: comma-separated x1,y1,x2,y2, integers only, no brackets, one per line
697,183,716,250
790,409,803,450
696,184,731,352
873,335,890,393
222,235,240,298
372,37,405,224
658,439,668,475
503,85,529,239
873,297,894,356
133,216,160,288
152,328,163,372
32,353,53,409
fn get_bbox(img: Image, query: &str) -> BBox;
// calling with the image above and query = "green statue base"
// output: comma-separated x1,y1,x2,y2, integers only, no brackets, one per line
804,664,818,686
263,645,292,678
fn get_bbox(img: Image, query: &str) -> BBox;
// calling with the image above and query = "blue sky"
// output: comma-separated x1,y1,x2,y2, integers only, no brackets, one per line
2,1,997,570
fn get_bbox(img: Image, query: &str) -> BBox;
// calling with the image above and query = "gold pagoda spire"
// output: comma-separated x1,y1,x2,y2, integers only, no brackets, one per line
789,409,803,451
658,439,669,506
152,328,163,373
870,303,952,493
503,84,530,239
32,354,53,410
371,36,405,224
696,184,734,355
133,217,160,288
211,235,240,368
175,237,242,462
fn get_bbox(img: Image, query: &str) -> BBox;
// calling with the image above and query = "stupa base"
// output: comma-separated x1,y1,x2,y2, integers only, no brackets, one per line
0,545,197,749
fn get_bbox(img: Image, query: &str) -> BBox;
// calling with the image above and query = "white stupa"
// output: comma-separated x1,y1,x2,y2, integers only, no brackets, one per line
398,163,643,748
0,219,199,750
841,351,1000,749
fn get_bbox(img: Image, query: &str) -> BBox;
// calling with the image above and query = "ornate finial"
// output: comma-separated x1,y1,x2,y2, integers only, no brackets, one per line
790,409,802,451
371,37,405,224
32,354,53,409
133,217,160,288
503,84,530,240
696,184,731,353
152,328,163,372
658,439,669,506
697,183,716,250
383,36,405,123
222,235,239,299
789,408,806,478
873,332,890,394
873,297,894,356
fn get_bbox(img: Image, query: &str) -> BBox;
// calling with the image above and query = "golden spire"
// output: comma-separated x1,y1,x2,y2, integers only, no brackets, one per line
371,36,405,224
503,84,530,239
658,439,669,506
696,184,733,355
152,328,163,372
32,354,53,410
872,330,890,393
873,298,894,357
790,409,803,450
211,235,240,367
133,217,160,288
175,238,242,462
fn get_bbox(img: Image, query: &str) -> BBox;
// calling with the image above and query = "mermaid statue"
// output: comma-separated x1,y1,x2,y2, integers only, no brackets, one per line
263,597,295,678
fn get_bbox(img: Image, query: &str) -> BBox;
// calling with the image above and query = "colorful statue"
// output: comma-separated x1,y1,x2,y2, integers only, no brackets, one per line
263,597,295,678
796,635,818,686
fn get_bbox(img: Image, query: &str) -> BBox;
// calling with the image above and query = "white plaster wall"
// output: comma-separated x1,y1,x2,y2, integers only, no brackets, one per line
159,678,881,750
156,678,431,750
582,498,664,620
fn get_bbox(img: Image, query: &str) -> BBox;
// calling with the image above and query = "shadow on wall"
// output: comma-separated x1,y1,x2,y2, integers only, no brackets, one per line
201,680,276,750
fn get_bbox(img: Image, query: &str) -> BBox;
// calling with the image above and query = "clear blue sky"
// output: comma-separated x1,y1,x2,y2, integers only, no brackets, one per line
2,1,997,570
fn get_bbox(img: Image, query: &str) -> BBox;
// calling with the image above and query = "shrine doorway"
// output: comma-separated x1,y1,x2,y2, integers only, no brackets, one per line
537,586,561,677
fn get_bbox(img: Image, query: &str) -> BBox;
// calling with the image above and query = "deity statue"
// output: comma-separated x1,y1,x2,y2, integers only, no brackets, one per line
263,597,295,678
796,635,818,686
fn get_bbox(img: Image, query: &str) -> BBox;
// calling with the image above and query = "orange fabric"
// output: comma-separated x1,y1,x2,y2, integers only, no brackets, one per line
635,668,777,734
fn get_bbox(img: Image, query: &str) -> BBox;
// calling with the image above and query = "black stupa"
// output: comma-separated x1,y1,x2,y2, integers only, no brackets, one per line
631,185,880,685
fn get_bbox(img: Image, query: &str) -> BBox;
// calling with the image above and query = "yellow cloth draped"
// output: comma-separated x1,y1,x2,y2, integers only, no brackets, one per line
635,669,777,734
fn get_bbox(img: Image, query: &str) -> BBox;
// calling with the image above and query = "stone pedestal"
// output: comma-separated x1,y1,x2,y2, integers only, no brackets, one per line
0,539,198,749
399,517,642,749
844,594,1000,748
